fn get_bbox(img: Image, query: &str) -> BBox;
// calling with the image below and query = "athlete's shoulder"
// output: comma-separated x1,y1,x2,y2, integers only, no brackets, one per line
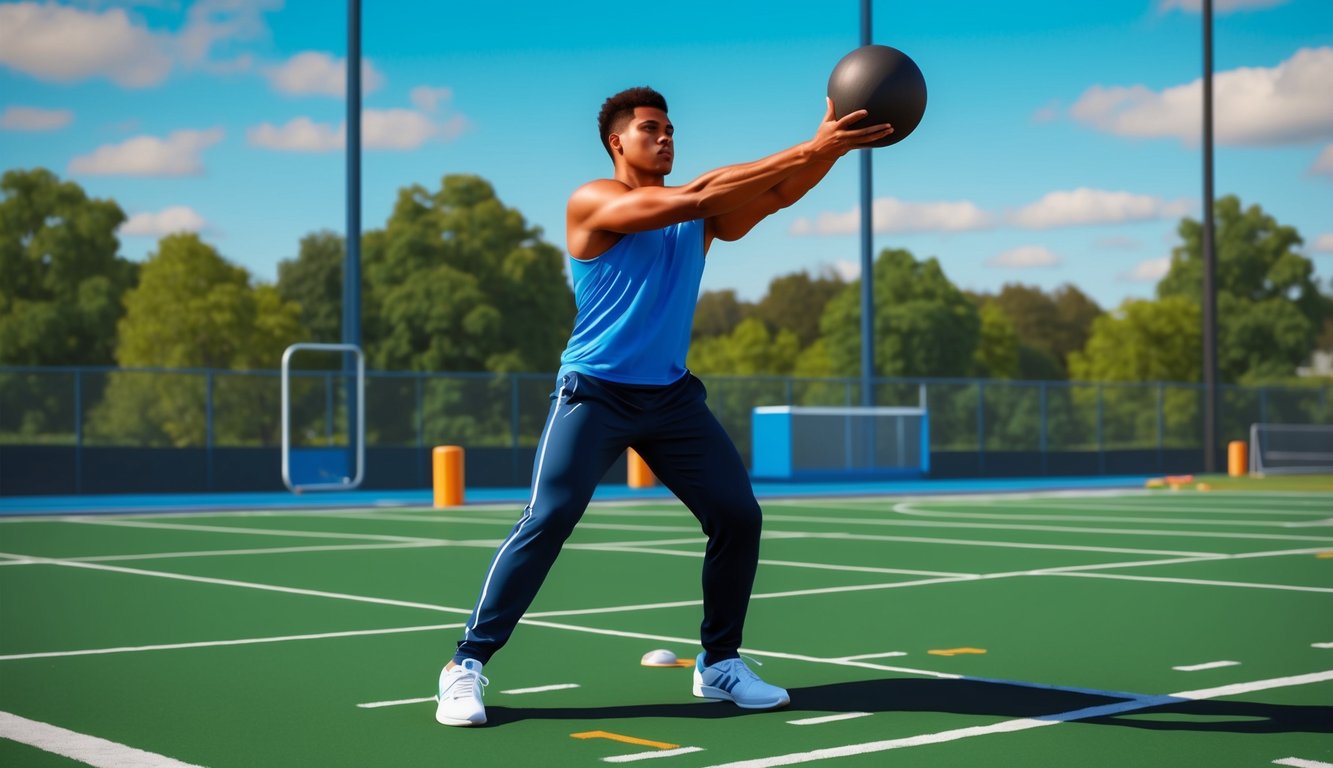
567,178,630,211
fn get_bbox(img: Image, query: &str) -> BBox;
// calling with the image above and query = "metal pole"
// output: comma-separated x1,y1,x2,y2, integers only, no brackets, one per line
859,0,875,408
1201,0,1218,473
344,0,363,472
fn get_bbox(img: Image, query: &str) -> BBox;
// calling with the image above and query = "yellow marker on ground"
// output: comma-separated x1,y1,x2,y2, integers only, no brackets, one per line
571,731,679,750
928,647,987,656
1317,551,1333,559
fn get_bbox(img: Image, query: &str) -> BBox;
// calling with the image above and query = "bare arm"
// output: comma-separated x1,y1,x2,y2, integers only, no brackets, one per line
567,105,890,259
708,99,893,243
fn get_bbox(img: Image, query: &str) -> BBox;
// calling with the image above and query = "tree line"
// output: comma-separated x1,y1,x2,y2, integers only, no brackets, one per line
3,167,1331,388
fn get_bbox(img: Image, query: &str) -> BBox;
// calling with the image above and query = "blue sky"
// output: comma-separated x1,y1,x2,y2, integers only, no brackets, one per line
1,0,1330,311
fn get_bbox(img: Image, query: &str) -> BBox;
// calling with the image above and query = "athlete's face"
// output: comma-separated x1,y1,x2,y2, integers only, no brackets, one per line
611,107,674,174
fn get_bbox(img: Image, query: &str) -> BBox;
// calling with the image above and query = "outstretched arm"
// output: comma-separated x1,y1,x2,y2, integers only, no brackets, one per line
708,99,892,243
567,105,890,259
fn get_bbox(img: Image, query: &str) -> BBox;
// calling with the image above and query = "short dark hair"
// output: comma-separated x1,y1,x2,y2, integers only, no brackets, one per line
598,86,668,159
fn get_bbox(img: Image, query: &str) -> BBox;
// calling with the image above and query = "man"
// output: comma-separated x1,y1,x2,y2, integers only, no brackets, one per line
436,86,891,726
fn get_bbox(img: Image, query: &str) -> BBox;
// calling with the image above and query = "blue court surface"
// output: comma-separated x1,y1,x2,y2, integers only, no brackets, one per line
0,475,1153,516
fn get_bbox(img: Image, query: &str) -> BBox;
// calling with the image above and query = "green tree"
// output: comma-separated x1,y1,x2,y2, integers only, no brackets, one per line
278,230,344,344
363,175,573,373
88,233,305,446
693,289,751,340
821,248,980,378
982,282,1102,378
1158,195,1323,381
1068,296,1200,383
752,269,845,348
973,302,1020,378
0,168,136,365
688,317,800,375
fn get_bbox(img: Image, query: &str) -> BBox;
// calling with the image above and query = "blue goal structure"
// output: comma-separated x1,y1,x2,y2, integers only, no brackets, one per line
750,405,929,481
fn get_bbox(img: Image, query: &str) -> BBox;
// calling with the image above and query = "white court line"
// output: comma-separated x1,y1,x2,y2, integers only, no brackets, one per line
604,746,705,763
977,500,1333,517
787,712,873,726
1274,758,1333,768
0,623,465,661
698,669,1333,768
582,544,973,578
837,652,908,661
73,517,442,543
756,509,1333,544
1048,571,1333,594
0,551,476,616
357,696,435,709
0,710,205,767
0,540,453,566
1313,642,1333,649
790,530,1222,558
893,508,1320,528
1173,660,1241,672
501,683,580,695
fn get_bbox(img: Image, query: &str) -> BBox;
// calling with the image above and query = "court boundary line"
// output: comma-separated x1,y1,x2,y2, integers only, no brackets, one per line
0,710,206,768
695,669,1333,768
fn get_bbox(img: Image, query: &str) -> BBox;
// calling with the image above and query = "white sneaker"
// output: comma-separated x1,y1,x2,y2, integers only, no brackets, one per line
436,658,488,726
693,653,790,710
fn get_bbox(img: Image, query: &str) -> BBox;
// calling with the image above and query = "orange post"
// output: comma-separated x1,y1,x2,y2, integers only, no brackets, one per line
1227,440,1247,478
433,445,464,507
627,448,655,489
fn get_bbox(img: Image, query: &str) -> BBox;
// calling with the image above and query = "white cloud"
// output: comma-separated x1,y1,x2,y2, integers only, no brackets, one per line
1313,233,1333,252
411,86,454,112
1157,0,1288,13
120,206,208,237
1094,234,1142,250
264,51,384,97
831,259,861,282
69,127,224,176
1071,47,1333,146
1009,188,1192,229
790,197,994,236
248,109,465,152
1121,257,1171,283
247,117,342,152
987,245,1061,269
1311,144,1333,176
175,0,280,68
0,2,172,87
363,109,439,150
0,106,73,131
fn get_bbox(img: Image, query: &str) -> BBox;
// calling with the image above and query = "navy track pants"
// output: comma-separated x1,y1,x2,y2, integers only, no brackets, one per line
454,371,762,665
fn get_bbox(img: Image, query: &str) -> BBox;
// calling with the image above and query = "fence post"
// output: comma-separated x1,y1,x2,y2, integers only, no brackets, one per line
977,380,986,475
1096,383,1105,475
416,373,425,486
205,369,215,490
1156,382,1165,473
1039,381,1048,475
74,368,83,494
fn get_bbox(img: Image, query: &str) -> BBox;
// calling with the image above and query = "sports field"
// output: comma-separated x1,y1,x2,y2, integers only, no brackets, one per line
2,486,1331,767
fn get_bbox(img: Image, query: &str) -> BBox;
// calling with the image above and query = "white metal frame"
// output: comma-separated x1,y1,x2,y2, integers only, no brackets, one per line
281,343,365,492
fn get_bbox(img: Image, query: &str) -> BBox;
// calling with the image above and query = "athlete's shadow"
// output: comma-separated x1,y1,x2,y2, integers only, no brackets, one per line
484,677,1333,735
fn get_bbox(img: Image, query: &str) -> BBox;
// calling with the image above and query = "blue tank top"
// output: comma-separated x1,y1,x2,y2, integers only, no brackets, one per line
558,219,706,385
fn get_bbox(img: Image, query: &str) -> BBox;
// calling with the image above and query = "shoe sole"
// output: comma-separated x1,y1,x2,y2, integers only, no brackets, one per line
693,682,790,710
435,700,486,726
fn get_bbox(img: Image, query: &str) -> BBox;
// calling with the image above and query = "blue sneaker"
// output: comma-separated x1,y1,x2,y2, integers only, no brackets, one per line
693,653,790,710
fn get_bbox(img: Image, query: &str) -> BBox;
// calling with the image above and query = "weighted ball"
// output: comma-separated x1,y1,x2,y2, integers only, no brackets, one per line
827,44,927,147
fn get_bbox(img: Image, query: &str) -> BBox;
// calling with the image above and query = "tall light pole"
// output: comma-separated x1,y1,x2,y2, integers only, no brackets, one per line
344,0,362,469
1202,0,1217,473
859,0,875,407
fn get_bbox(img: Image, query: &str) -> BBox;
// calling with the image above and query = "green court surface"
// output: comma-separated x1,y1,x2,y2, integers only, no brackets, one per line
2,488,1331,767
